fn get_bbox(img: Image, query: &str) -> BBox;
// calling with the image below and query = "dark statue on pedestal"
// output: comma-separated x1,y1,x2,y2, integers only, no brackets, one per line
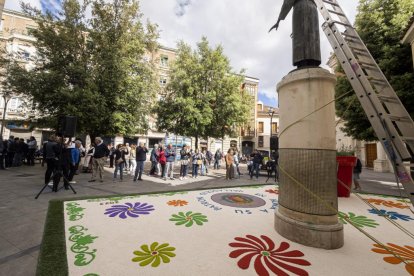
269,0,321,68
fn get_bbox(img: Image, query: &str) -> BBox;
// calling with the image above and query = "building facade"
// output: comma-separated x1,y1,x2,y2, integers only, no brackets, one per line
0,9,261,156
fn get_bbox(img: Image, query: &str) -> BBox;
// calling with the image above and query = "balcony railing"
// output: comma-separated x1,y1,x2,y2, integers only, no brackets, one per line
241,129,255,137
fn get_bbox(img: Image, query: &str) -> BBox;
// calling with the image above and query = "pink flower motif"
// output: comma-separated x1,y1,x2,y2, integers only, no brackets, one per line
229,235,311,276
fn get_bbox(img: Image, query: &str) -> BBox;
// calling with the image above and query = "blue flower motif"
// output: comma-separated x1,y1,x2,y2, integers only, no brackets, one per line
368,209,413,221
104,202,155,219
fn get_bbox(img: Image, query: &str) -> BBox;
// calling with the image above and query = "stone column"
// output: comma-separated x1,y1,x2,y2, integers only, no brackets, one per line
275,68,344,249
374,142,391,172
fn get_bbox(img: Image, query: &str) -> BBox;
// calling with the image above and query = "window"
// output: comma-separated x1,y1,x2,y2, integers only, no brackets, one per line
160,55,169,67
272,122,278,134
258,122,264,133
258,136,264,148
257,104,263,111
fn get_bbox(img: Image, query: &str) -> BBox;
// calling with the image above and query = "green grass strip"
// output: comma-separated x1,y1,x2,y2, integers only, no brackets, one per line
36,200,68,276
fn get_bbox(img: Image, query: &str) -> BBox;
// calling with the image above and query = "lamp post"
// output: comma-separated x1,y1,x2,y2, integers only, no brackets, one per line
268,107,275,138
0,94,12,140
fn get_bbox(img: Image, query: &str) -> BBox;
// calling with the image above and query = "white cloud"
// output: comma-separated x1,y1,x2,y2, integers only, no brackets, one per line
141,0,359,105
5,0,41,11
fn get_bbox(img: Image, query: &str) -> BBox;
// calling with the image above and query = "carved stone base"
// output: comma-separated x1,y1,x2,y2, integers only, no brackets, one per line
274,206,344,250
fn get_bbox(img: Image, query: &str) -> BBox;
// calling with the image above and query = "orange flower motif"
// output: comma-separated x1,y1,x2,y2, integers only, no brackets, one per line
265,189,279,195
367,199,409,209
372,243,414,275
167,200,188,207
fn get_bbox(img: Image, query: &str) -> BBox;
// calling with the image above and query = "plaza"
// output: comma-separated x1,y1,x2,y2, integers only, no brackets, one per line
0,162,410,275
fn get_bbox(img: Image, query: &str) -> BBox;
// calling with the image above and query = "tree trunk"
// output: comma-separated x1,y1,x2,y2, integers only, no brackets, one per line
195,135,199,150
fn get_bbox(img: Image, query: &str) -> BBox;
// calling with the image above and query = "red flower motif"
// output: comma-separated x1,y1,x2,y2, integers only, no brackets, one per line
229,235,311,276
265,189,279,195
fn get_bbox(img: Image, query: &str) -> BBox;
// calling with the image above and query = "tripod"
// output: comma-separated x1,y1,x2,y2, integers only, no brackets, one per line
35,136,77,199
265,160,279,183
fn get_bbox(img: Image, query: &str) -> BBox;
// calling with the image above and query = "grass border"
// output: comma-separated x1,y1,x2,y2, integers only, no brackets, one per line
35,183,270,275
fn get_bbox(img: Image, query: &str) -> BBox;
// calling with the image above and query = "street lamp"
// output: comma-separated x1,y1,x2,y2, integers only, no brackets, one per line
268,107,275,137
0,94,12,140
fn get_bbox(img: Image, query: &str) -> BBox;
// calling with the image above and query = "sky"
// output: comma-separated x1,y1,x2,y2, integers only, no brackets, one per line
5,0,360,107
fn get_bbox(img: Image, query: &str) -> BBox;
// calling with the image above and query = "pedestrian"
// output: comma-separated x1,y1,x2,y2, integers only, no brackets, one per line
149,144,159,176
165,143,176,180
201,150,209,176
89,137,109,182
68,140,82,184
0,139,5,170
27,136,37,166
179,144,191,180
129,145,137,176
158,145,167,180
134,142,148,181
233,149,241,178
108,143,115,168
6,135,15,168
191,149,202,178
225,148,235,180
113,144,128,182
206,150,213,168
214,149,222,169
353,157,362,190
250,150,263,180
83,143,95,173
124,143,131,171
43,135,60,191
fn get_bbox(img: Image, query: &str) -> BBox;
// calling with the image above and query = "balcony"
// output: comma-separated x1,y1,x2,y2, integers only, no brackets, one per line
241,128,255,138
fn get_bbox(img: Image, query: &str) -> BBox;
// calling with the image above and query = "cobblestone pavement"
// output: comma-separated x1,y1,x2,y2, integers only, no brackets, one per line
0,162,404,275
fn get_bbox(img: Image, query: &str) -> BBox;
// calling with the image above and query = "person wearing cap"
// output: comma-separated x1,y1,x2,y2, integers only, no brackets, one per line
89,137,109,182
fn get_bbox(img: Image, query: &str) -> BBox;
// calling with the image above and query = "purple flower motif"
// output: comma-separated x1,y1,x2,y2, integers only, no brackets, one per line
104,202,155,219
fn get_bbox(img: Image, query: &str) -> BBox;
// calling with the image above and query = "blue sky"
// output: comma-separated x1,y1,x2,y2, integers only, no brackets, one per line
258,92,278,108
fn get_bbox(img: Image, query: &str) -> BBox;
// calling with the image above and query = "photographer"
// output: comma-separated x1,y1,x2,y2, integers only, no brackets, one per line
113,144,128,182
133,142,148,181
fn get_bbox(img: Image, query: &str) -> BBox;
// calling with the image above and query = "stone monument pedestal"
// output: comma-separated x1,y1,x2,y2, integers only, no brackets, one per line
275,68,344,250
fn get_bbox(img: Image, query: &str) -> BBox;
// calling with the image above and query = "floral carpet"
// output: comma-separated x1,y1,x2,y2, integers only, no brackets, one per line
59,185,414,276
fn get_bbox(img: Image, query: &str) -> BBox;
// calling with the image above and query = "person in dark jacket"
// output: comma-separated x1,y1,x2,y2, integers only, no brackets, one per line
27,136,37,166
133,142,148,181
179,144,191,180
108,143,115,168
353,157,362,190
68,141,82,183
0,139,5,169
89,137,109,182
113,144,128,181
43,135,62,191
250,150,263,180
149,144,159,176
6,136,15,168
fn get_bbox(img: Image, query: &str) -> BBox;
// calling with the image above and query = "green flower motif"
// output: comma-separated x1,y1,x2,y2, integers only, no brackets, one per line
132,242,176,267
169,211,208,227
338,211,379,228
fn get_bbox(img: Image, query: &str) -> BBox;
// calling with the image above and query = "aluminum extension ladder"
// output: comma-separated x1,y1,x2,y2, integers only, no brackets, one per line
313,0,414,205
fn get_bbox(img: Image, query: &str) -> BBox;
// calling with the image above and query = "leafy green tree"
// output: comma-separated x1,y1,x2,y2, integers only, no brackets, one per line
1,0,158,137
335,0,414,141
155,37,250,148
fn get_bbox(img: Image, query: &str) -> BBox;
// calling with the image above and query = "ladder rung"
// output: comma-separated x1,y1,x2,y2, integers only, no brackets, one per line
352,49,370,56
368,77,386,83
401,137,414,141
341,32,358,39
329,20,353,28
378,95,398,102
389,115,411,122
323,0,339,7
327,9,345,17
349,45,366,52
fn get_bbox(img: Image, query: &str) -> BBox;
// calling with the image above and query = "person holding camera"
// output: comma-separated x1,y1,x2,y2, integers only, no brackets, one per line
179,144,191,180
165,143,176,180
133,142,148,181
113,144,128,182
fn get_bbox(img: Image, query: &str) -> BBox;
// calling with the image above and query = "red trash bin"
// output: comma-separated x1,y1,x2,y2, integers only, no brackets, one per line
337,156,357,197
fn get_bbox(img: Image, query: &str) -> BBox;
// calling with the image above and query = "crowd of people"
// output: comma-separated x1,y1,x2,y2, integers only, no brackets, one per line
1,134,279,189
0,135,39,169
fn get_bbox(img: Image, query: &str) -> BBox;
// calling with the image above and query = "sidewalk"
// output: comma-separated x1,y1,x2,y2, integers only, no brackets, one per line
0,163,404,275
